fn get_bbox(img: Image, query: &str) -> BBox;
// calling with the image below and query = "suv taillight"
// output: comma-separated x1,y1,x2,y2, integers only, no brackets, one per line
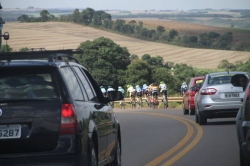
200,88,217,95
246,89,250,102
60,104,78,135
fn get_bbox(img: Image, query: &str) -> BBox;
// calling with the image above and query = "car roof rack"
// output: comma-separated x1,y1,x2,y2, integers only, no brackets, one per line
0,49,83,64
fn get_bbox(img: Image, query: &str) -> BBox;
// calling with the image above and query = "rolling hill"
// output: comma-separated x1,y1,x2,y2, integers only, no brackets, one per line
3,22,250,69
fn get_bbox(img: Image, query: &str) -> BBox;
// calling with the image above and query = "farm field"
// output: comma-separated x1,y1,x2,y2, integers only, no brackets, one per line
3,22,250,69
124,19,250,46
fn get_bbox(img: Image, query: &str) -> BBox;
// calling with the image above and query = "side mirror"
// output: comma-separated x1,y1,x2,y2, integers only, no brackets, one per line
107,91,124,101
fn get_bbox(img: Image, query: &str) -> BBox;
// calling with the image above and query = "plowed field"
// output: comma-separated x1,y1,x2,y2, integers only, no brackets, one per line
3,22,250,69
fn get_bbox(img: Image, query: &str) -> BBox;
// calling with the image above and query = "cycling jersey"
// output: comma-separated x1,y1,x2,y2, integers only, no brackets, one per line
118,88,125,96
127,86,136,96
159,83,167,92
107,88,114,92
100,87,106,93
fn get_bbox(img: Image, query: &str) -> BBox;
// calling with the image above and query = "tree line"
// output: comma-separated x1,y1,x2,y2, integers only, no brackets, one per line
2,37,250,96
16,8,249,51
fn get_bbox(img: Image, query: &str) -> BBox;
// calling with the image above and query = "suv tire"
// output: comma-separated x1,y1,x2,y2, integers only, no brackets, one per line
113,138,121,166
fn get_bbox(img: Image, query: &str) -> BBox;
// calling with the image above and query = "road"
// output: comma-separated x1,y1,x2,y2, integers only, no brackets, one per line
114,108,239,166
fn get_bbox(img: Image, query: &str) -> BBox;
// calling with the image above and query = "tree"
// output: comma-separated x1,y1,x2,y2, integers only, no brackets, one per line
156,26,165,34
217,59,236,70
130,54,139,61
217,32,233,49
113,19,125,31
173,63,196,91
40,10,50,22
19,47,29,52
141,54,151,64
151,67,176,95
93,11,105,26
1,44,13,52
76,37,131,87
169,29,178,39
17,14,29,22
72,9,80,23
80,8,95,25
126,60,152,86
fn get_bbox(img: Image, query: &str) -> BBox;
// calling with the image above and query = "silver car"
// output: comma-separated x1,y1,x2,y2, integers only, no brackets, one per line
195,71,249,125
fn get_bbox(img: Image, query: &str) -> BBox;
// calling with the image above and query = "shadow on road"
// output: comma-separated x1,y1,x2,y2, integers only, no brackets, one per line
207,120,236,125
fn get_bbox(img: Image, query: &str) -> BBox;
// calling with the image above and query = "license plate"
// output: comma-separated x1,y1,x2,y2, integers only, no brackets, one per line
225,93,239,98
0,125,21,139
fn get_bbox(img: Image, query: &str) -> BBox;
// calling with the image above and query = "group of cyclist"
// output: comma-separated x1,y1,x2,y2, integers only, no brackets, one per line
100,81,168,105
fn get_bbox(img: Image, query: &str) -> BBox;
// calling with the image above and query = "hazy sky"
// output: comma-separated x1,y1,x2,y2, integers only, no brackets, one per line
2,0,250,11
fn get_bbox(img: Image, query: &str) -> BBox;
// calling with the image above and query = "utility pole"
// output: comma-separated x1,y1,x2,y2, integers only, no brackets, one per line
0,3,10,52
0,2,5,52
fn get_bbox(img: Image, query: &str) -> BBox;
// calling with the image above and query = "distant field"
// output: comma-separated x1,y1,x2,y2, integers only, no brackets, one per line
124,19,250,45
3,22,250,69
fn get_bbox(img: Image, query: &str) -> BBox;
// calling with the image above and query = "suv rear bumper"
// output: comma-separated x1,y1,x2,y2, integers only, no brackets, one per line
0,153,88,166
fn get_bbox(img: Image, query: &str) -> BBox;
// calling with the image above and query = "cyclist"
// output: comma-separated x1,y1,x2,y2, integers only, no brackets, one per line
127,85,136,103
180,82,187,97
107,85,114,91
159,81,167,101
142,84,149,99
151,83,159,98
118,86,125,105
107,86,115,107
135,85,142,103
100,86,107,97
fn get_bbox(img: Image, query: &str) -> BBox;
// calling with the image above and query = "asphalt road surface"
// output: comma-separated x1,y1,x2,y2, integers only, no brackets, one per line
114,107,239,166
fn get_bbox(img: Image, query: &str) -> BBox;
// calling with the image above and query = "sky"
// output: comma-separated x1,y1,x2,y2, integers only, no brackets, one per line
1,0,250,11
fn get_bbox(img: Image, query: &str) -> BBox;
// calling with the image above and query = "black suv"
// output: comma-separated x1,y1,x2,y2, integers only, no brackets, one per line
231,74,250,166
0,50,123,166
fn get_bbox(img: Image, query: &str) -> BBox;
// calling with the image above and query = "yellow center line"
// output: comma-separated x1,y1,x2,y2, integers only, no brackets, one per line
131,112,203,166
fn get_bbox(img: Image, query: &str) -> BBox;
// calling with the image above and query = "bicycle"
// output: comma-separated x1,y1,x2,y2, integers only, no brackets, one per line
146,93,151,109
150,93,159,109
137,95,143,109
130,95,136,109
162,94,168,109
119,99,126,109
109,101,114,108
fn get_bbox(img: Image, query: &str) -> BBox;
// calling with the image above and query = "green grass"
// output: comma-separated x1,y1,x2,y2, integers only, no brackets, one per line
113,101,182,109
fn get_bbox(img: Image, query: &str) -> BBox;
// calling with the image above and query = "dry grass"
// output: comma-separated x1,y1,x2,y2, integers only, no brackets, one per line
3,22,250,69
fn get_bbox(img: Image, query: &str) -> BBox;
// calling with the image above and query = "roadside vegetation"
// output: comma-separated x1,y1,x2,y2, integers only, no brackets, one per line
2,36,250,96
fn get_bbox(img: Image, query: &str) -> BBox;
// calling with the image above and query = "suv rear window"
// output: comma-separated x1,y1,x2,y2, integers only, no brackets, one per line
0,68,59,100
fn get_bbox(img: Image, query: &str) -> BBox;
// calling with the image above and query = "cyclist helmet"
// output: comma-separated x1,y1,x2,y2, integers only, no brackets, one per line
143,84,147,87
100,86,103,88
118,86,122,88
160,81,164,84
108,86,112,88
136,85,140,88
127,85,130,88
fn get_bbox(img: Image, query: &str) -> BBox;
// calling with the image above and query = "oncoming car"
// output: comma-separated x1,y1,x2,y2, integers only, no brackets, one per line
183,76,204,115
0,50,123,166
194,71,249,125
